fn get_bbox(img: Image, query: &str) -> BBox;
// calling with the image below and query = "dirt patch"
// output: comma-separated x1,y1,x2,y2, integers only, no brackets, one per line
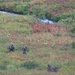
7,53,34,62
60,53,75,62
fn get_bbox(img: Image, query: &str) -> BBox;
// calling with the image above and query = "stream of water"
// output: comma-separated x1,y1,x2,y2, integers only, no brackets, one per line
0,10,17,15
0,10,55,24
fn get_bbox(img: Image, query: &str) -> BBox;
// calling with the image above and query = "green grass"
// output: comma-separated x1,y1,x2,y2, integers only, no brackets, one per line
0,5,75,75
0,0,75,21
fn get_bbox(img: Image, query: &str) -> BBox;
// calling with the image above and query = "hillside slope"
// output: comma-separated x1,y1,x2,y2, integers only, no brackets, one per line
0,0,75,75
0,0,75,22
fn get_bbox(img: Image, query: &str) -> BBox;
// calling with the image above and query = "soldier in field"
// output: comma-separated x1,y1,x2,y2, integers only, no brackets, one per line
22,45,27,54
8,44,15,52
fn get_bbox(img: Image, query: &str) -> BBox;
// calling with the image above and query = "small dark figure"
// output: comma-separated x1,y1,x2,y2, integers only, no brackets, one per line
52,67,59,72
47,64,59,72
8,44,15,52
22,46,27,54
47,64,52,72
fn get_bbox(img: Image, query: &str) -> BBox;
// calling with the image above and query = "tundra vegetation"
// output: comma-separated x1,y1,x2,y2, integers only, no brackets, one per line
0,0,75,75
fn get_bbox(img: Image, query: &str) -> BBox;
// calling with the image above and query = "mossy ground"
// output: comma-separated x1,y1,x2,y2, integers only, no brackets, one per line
0,13,75,75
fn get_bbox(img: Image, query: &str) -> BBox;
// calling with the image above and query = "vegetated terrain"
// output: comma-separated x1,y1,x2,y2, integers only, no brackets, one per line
0,0,75,21
0,0,75,75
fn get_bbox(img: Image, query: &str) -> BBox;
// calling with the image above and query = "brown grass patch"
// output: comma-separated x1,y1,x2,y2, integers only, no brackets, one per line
7,53,34,62
60,53,75,62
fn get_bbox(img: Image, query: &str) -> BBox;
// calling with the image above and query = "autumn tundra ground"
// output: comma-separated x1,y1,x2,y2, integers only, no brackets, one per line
0,13,75,75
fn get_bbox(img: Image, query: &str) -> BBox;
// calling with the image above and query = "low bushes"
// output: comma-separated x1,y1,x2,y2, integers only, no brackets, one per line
70,27,75,33
0,64,7,70
72,42,75,48
20,61,39,69
32,24,67,33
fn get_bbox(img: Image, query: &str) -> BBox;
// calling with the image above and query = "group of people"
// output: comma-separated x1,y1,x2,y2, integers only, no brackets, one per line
8,44,59,72
47,64,59,72
8,44,27,54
